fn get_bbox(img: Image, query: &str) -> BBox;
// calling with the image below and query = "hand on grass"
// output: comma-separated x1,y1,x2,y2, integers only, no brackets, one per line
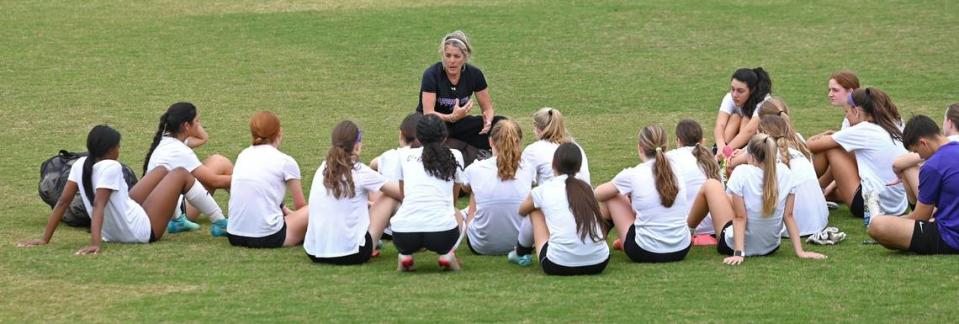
17,239,47,248
723,256,744,265
75,246,100,255
797,251,827,260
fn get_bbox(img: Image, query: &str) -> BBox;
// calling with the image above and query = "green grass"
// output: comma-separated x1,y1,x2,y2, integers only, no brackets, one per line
3,0,959,322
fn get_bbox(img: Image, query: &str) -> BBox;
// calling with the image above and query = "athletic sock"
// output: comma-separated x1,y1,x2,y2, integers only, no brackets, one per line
516,217,534,255
514,241,534,256
184,182,225,222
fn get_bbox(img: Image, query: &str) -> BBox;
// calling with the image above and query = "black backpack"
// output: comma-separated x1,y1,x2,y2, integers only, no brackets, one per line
38,150,139,227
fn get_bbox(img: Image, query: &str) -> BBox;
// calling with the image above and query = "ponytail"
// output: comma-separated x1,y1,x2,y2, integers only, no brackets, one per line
851,88,903,142
83,125,123,203
676,119,721,180
491,119,522,181
758,100,812,161
747,134,779,217
640,125,678,207
143,102,197,175
323,120,360,199
533,107,570,144
553,143,604,242
418,115,459,181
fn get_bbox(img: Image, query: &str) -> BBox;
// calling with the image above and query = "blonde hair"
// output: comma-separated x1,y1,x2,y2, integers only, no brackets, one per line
639,125,679,208
747,134,779,217
533,107,570,144
756,98,812,162
439,31,472,60
490,119,523,181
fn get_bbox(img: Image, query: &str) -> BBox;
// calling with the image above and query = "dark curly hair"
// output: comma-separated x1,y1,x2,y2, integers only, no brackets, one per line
417,114,459,181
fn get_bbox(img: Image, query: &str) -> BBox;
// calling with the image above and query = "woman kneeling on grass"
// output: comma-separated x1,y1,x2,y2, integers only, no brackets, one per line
518,143,609,275
595,125,692,263
389,114,466,272
225,112,308,248
304,120,404,265
19,125,221,254
687,134,827,265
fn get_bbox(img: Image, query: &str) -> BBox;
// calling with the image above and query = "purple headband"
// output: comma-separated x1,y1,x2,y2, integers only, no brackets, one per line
355,130,363,144
847,93,857,108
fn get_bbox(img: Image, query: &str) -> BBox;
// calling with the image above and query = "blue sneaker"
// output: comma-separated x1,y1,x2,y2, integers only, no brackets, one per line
210,219,229,237
507,250,533,267
167,213,200,234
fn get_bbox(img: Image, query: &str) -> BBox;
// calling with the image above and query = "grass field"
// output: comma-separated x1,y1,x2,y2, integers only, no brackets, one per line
3,0,959,322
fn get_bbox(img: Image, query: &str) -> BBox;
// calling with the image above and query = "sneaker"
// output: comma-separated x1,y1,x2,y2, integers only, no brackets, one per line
210,219,229,237
438,252,461,271
692,234,718,246
825,201,839,210
397,254,415,272
167,213,200,234
806,227,847,245
612,238,623,250
507,250,533,267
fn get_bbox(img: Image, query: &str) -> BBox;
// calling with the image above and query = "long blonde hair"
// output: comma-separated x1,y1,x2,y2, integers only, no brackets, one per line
491,119,523,181
639,125,679,208
747,134,779,217
757,97,811,161
533,107,570,144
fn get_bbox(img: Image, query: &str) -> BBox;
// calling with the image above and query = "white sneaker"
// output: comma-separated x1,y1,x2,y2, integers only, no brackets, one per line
397,254,415,272
825,201,839,210
438,252,461,271
806,227,847,245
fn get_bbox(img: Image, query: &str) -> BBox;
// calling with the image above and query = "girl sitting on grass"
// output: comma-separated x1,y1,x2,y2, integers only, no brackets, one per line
462,119,534,255
713,67,773,159
304,120,403,265
225,112,308,248
508,107,591,266
143,102,232,236
19,125,222,254
666,119,722,244
388,114,466,272
687,134,827,265
807,88,908,220
518,143,610,275
595,125,691,263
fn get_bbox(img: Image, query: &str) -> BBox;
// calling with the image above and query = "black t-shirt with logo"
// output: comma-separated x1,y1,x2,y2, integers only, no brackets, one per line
416,62,488,115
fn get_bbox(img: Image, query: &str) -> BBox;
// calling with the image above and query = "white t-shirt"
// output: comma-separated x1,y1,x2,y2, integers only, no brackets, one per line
463,157,535,255
724,164,796,256
612,159,691,253
666,146,714,234
532,175,610,267
146,137,202,173
68,158,151,243
389,147,464,233
832,122,908,215
304,161,386,258
718,93,770,117
377,147,407,181
521,140,590,186
227,145,301,237
840,118,850,130
782,148,829,237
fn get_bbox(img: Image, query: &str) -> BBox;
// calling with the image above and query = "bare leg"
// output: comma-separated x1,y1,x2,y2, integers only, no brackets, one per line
530,210,550,257
723,114,742,144
823,147,860,205
129,167,171,204
867,216,916,250
184,154,234,220
900,166,920,205
141,168,198,240
369,195,401,244
602,195,635,241
687,179,735,234
282,206,309,247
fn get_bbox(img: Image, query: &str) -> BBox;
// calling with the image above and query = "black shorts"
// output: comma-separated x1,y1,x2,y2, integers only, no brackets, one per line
149,230,158,243
909,220,959,255
539,242,609,276
716,221,779,256
308,233,374,265
227,222,287,249
392,227,460,255
850,185,865,218
623,225,690,263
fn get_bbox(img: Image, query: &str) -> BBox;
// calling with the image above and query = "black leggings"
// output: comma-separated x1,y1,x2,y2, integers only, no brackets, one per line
446,115,506,150
392,227,460,255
